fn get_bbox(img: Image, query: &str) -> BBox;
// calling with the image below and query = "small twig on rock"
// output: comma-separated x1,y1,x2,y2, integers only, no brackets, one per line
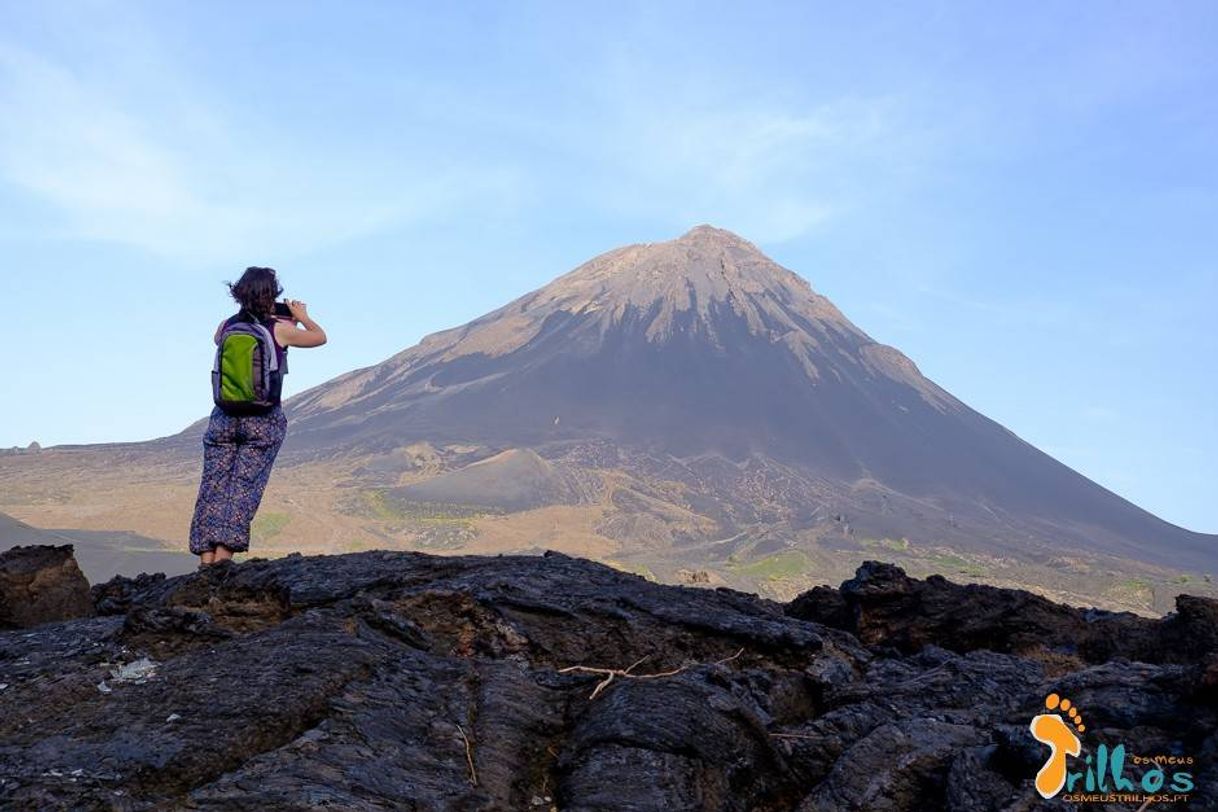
712,648,746,666
455,722,477,786
558,647,745,699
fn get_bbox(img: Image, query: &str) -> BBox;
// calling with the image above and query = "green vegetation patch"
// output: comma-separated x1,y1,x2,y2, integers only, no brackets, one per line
362,489,498,525
929,553,968,570
860,537,910,552
252,511,291,542
921,552,987,578
727,549,814,580
1107,577,1156,609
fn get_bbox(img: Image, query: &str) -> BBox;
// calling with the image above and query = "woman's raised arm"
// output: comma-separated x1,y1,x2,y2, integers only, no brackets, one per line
278,299,327,348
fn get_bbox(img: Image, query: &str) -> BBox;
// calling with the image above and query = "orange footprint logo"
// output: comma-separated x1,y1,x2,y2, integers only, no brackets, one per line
1030,693,1086,798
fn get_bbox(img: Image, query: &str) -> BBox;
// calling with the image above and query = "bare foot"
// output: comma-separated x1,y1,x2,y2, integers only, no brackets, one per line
213,544,235,563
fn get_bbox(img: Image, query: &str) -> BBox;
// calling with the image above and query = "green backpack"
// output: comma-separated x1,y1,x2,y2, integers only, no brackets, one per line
211,312,286,415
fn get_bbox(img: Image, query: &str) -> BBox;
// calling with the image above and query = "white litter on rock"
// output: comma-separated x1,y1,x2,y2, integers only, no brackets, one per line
109,657,158,684
96,681,112,694
0,683,8,690
166,713,181,722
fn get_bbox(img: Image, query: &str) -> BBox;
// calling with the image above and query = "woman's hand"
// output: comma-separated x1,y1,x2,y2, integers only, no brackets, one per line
286,298,309,324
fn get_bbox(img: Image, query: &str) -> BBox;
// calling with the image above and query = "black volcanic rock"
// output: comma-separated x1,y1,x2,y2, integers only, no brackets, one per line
786,560,1218,666
0,544,92,629
2,547,1216,810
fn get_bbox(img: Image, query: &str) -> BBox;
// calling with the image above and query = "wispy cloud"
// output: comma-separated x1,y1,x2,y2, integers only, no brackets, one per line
579,57,922,243
438,38,935,246
0,37,526,263
0,4,938,260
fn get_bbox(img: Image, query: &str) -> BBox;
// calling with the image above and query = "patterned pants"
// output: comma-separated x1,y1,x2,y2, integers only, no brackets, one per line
188,405,287,555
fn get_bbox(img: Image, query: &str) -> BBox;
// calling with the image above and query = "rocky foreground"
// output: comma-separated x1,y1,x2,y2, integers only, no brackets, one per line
1,545,1216,811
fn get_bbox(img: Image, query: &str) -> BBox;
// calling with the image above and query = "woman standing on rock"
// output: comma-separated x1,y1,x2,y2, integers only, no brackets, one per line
189,266,327,568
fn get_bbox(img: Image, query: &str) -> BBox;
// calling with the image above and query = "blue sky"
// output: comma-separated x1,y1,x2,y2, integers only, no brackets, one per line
1,1,1214,532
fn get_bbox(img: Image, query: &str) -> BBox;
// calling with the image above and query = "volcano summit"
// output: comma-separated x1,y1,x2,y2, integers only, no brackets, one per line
288,225,958,464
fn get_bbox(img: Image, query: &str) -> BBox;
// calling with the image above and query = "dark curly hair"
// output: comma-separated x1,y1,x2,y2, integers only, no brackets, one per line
226,266,283,321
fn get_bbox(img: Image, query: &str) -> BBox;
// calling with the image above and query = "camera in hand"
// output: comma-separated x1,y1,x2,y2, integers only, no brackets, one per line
273,301,293,318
